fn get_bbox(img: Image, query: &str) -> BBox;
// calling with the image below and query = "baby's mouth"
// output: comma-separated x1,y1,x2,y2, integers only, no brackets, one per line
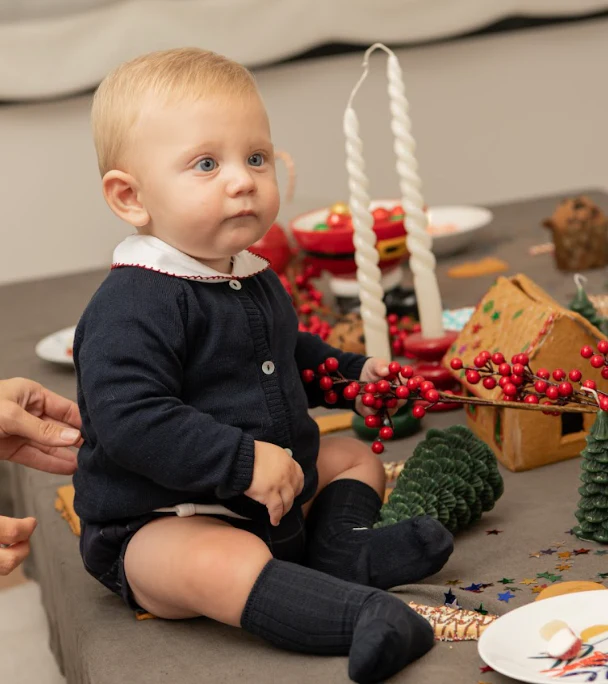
229,210,257,219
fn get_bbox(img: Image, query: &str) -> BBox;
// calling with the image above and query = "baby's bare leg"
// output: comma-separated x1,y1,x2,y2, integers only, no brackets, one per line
124,515,271,624
308,435,386,507
304,436,453,589
124,513,435,683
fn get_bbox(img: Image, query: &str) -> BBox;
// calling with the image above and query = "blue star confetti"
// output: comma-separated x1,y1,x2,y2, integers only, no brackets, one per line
462,583,483,593
444,589,460,608
498,590,516,603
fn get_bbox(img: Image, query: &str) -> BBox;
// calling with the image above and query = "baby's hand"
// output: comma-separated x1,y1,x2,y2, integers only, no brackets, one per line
245,441,304,526
356,357,406,417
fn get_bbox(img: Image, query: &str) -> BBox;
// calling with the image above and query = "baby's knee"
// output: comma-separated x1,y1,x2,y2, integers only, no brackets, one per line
320,436,385,474
186,530,272,591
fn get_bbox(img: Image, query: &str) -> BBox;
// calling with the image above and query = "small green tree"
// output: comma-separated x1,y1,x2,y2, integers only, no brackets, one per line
376,425,504,533
569,281,604,331
574,410,608,544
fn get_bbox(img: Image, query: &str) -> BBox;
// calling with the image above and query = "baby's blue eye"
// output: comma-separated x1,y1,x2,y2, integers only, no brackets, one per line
196,158,217,172
248,153,264,167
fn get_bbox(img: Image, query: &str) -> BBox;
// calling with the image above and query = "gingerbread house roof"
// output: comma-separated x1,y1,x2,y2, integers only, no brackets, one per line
444,273,606,398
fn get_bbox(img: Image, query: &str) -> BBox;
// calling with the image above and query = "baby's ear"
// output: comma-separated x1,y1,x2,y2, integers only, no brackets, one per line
102,170,150,228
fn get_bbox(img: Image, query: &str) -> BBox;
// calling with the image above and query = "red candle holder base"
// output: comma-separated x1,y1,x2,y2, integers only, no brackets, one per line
403,330,462,412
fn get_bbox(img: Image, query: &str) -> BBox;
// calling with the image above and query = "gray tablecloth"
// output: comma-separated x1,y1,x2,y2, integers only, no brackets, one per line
3,190,608,684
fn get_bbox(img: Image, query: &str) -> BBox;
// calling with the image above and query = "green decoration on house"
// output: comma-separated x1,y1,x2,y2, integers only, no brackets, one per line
376,425,504,533
573,409,608,544
569,275,604,331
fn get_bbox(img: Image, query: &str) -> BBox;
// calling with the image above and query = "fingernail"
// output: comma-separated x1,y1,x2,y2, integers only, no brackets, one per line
61,428,80,442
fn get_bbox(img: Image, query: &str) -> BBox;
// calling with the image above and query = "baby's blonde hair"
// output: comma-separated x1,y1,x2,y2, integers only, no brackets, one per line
91,47,258,176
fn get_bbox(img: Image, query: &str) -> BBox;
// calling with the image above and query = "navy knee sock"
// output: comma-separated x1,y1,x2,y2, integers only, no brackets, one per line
240,559,434,683
305,479,454,589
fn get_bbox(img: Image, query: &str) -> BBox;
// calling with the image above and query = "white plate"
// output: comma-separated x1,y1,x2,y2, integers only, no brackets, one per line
427,205,493,257
35,325,76,366
478,591,608,683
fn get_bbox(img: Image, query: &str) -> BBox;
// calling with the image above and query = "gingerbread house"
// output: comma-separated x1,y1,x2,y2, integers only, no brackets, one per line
444,274,607,472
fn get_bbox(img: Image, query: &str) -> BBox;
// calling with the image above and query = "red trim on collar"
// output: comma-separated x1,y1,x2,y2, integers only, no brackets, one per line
111,252,270,281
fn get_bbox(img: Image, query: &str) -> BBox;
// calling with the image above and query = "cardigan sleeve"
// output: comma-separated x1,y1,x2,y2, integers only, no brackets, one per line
294,331,368,409
74,273,254,497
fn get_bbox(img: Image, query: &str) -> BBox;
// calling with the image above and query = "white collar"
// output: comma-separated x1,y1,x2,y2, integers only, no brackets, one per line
111,235,269,282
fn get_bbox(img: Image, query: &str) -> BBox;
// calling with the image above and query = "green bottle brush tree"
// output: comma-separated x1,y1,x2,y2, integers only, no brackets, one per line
574,409,608,544
376,425,504,533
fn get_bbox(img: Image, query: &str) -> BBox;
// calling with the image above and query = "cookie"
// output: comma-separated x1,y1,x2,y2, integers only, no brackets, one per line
447,257,509,279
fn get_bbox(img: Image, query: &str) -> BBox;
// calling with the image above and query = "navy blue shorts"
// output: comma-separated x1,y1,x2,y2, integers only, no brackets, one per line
80,507,307,611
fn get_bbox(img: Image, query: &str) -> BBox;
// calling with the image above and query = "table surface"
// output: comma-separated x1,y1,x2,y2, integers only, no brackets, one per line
3,189,608,684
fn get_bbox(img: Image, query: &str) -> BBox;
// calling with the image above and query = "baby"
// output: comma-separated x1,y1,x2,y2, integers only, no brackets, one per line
73,48,453,683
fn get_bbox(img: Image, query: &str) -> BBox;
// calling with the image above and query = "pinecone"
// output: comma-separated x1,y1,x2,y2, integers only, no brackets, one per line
376,425,504,533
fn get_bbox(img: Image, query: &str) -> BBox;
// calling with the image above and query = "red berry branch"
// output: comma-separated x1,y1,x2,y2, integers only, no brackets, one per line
302,358,441,454
449,349,604,414
303,343,608,454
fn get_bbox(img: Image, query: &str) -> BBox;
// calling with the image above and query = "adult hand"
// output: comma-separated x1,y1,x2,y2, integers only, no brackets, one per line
0,377,81,475
0,516,36,576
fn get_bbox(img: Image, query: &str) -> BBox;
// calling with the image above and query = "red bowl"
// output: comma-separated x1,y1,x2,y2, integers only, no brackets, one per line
289,200,408,276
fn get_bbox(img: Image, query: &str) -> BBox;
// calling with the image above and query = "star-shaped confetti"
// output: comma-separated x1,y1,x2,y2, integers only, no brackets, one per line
537,572,561,583
529,552,542,558
551,541,565,548
480,665,494,673
498,590,516,603
540,548,557,555
445,579,462,586
598,572,608,579
480,583,494,589
498,578,515,584
444,589,459,607
474,604,489,615
532,584,548,594
463,583,483,593
506,586,522,592
574,548,591,555
557,551,572,559
596,550,608,556
520,578,536,585
555,563,572,571
485,529,502,535
565,528,575,535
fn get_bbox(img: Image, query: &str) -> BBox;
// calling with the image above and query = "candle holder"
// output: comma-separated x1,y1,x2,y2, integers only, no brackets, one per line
403,330,461,411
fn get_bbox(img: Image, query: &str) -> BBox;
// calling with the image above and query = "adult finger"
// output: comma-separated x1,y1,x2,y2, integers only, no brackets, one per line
0,400,80,448
38,389,82,430
0,516,37,546
0,541,31,576
9,444,77,475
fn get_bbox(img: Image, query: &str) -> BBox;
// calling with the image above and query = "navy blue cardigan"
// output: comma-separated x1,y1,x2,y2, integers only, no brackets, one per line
73,266,367,523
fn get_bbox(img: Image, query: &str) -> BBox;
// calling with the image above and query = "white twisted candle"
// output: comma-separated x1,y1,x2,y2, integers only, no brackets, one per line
344,87,391,359
366,43,444,339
